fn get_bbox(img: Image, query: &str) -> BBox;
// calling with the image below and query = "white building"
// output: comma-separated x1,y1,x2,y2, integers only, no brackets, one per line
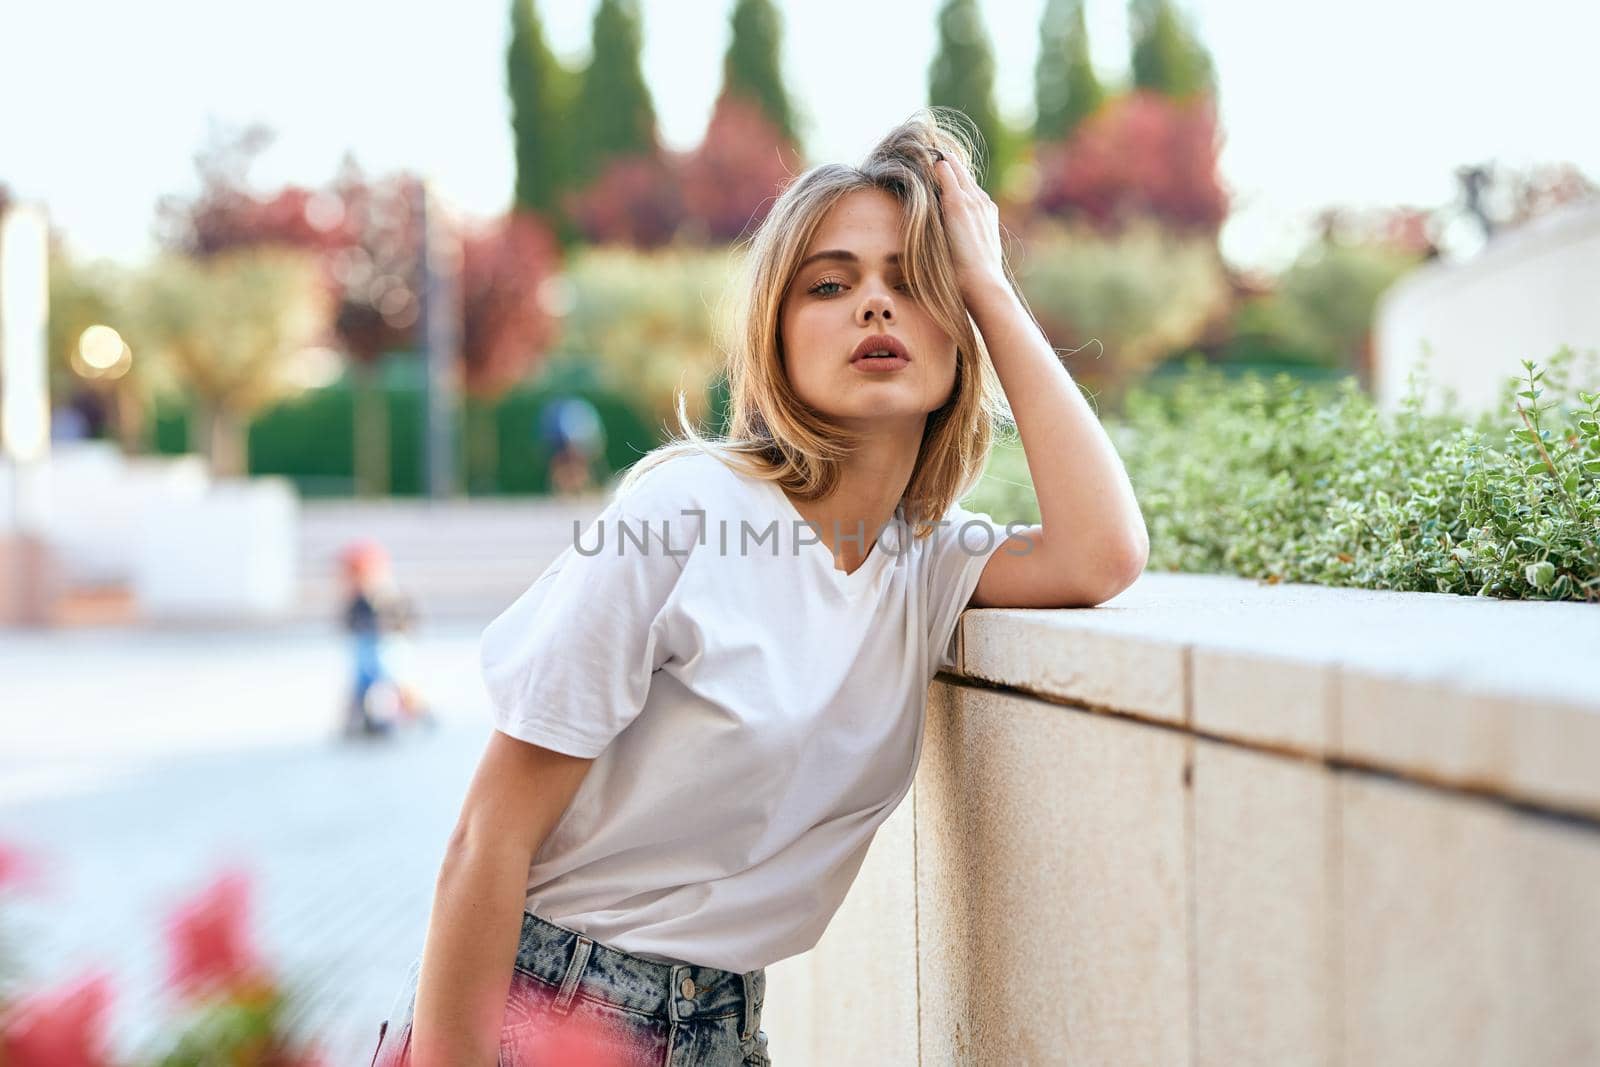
1374,199,1600,418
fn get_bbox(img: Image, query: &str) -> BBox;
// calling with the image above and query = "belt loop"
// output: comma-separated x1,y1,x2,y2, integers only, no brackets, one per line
552,934,593,1015
668,964,689,1024
739,972,756,1043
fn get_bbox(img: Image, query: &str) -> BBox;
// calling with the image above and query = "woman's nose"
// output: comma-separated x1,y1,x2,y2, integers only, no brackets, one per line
861,295,894,322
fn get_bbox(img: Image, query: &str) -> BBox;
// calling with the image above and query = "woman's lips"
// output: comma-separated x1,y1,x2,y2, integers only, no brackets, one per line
851,354,911,372
850,334,911,363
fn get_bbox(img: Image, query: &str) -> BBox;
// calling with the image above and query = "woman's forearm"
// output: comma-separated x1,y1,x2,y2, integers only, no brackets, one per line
409,836,533,1067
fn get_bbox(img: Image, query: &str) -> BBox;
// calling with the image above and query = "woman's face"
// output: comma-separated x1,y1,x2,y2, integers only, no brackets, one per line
778,187,959,430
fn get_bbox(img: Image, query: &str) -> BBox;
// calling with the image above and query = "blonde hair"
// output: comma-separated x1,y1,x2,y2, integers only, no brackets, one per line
614,106,1018,539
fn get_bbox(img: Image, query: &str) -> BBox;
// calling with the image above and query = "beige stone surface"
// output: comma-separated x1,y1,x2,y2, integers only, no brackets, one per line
959,574,1600,815
1192,740,1334,1067
1339,774,1515,1067
1507,813,1600,1064
1192,646,1336,754
959,611,1188,724
1337,670,1512,790
915,684,1190,1065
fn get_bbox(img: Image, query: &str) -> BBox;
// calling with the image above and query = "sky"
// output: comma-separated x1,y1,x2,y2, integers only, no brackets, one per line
2,0,1595,274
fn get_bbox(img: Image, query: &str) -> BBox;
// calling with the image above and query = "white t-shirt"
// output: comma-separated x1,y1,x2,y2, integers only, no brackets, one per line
478,448,1014,973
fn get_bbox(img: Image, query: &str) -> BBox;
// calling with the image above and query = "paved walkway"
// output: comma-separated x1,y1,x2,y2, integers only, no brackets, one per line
0,621,496,1064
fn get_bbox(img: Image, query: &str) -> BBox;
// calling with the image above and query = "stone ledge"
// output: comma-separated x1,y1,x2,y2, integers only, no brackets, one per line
953,572,1600,818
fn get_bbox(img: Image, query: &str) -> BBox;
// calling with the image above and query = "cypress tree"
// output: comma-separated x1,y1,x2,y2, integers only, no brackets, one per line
1129,0,1217,102
927,0,1007,195
570,0,661,186
506,0,580,243
1035,0,1104,142
721,0,801,149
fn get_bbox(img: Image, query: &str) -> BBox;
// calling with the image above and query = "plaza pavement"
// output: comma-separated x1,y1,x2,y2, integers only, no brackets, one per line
0,620,496,1065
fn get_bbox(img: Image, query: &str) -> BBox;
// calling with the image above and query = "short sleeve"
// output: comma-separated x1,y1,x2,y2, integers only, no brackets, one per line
923,502,1013,676
478,494,690,758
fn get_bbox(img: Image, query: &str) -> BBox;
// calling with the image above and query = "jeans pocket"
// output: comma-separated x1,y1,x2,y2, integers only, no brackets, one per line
369,1019,387,1067
743,1026,772,1066
371,1018,413,1067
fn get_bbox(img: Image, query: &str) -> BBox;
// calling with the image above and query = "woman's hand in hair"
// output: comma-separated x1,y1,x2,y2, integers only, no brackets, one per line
931,152,1007,307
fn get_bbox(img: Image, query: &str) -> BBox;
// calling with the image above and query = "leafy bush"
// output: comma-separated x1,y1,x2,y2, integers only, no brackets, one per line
972,346,1600,601
1011,216,1232,411
1231,237,1424,374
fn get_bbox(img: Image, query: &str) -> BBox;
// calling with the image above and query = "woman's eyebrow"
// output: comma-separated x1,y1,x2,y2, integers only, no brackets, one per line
795,249,903,272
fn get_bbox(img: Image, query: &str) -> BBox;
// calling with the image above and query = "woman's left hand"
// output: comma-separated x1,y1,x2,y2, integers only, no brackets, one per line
933,153,1008,306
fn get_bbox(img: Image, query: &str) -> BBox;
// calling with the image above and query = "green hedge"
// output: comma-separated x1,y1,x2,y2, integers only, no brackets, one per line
972,346,1600,602
150,356,658,497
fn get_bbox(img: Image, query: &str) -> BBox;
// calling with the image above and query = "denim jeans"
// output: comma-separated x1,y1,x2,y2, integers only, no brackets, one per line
370,909,771,1066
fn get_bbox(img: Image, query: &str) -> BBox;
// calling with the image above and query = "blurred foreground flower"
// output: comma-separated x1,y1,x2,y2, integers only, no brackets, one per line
0,841,47,895
496,1006,640,1067
163,869,270,1002
141,868,327,1067
0,970,116,1067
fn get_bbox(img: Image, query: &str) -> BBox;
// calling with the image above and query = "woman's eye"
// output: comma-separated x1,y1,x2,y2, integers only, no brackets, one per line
806,279,913,297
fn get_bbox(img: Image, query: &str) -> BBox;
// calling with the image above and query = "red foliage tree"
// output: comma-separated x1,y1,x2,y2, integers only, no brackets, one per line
156,135,423,367
1033,89,1229,236
323,162,426,365
677,91,803,245
562,151,686,250
458,209,563,399
455,208,564,494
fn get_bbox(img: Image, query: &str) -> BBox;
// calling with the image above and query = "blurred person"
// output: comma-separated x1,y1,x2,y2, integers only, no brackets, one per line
370,109,1146,1066
339,539,435,739
539,395,606,496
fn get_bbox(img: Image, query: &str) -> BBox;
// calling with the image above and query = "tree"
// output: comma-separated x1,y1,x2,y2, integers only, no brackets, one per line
678,92,802,245
130,247,331,478
563,153,686,249
721,0,801,148
1033,89,1228,236
153,122,343,258
458,210,565,492
325,160,426,496
1013,216,1232,409
1035,0,1104,142
558,244,736,434
46,251,166,454
1452,160,1599,240
569,0,660,189
156,129,427,494
507,0,581,248
1234,235,1425,387
928,0,1008,196
1129,0,1216,102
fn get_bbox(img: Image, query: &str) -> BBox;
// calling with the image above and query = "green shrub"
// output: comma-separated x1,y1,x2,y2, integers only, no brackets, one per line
972,345,1600,601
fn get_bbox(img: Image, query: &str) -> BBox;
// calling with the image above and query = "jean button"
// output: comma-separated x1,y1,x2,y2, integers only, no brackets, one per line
679,976,695,998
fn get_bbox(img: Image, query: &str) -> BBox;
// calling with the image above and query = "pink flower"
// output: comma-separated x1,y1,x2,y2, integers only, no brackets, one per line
0,969,116,1067
162,868,270,1001
0,840,46,894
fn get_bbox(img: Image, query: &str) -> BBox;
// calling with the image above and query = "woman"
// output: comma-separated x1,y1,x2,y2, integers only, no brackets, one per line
371,107,1148,1066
